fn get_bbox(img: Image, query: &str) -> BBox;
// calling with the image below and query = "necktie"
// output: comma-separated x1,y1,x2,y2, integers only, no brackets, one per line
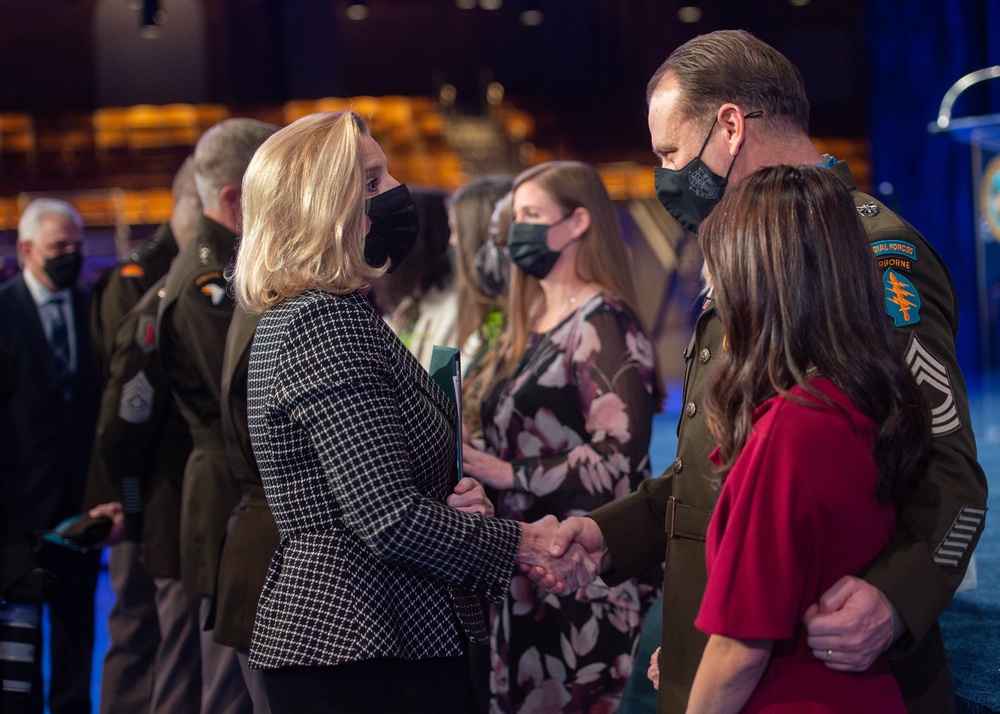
47,296,73,399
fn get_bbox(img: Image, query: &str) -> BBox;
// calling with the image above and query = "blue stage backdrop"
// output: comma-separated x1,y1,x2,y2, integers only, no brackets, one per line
869,0,1000,379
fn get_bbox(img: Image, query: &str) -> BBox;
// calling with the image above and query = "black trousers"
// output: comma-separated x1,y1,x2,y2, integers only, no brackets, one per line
262,655,474,714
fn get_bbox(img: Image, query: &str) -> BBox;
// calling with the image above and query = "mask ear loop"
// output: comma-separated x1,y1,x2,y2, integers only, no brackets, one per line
719,109,765,182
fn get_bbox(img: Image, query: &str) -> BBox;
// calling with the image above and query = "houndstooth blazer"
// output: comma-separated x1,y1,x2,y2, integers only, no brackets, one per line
245,289,521,670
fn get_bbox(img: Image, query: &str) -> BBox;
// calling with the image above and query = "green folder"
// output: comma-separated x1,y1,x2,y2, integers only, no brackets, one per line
429,345,463,483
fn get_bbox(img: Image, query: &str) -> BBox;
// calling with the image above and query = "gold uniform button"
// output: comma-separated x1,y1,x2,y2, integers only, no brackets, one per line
699,348,711,364
672,457,683,474
685,402,697,418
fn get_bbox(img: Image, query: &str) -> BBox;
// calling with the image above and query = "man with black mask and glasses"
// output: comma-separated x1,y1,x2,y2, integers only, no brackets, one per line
544,29,987,714
0,198,101,714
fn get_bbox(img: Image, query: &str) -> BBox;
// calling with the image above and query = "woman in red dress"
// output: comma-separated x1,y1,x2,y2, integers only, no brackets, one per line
686,165,931,713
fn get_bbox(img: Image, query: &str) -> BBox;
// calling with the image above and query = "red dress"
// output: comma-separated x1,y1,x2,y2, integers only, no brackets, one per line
695,378,906,713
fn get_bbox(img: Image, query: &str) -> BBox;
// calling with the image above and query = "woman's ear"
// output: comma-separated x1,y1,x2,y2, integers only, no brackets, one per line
570,207,591,239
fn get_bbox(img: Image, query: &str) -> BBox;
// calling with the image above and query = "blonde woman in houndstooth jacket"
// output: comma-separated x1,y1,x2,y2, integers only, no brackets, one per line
231,110,597,714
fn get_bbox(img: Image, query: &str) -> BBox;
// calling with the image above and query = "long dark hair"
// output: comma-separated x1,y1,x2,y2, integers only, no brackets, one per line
700,165,929,505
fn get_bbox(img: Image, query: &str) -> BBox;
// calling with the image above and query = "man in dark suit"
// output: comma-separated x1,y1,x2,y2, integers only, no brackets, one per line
0,198,101,714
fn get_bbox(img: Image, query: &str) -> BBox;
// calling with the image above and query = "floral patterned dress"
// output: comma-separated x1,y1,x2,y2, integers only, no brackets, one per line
480,292,662,714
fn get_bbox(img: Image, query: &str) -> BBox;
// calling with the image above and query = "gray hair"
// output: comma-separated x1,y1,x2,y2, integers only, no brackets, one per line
17,198,83,245
170,156,202,246
194,118,279,210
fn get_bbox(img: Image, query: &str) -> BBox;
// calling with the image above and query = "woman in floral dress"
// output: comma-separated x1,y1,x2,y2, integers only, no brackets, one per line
462,161,664,713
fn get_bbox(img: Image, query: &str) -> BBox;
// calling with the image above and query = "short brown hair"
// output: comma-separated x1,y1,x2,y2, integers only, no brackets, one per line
648,29,810,134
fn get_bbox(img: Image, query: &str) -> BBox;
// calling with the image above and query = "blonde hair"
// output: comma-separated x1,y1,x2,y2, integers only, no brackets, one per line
233,111,384,313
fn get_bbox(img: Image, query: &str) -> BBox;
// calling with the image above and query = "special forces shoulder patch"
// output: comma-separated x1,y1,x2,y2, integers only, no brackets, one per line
194,271,228,307
872,240,921,326
883,269,921,327
905,334,961,436
134,314,156,355
119,371,154,424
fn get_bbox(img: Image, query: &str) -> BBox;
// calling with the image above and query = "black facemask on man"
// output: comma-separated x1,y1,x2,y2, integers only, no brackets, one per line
43,251,83,290
653,110,761,233
364,184,420,273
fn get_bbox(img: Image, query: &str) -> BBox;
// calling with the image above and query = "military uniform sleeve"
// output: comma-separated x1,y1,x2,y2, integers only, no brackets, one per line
589,470,673,584
97,299,167,542
860,207,988,656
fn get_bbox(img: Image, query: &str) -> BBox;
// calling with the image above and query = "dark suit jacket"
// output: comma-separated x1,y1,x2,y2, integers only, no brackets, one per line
0,273,100,540
213,308,279,649
246,289,521,670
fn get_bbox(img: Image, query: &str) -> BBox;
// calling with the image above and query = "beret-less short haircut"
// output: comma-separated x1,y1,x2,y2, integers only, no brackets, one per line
17,198,83,245
233,111,384,313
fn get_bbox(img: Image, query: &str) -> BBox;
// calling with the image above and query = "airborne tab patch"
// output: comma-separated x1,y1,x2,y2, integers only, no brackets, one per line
872,240,917,273
883,268,921,326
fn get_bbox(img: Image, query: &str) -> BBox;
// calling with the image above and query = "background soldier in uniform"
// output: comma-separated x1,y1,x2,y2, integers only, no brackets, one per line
157,118,278,714
86,155,203,714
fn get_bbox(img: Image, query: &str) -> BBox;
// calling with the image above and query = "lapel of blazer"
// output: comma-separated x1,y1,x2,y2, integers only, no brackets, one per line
9,275,58,386
222,309,260,403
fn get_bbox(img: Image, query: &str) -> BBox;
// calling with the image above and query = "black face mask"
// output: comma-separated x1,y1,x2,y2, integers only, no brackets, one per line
364,184,420,273
474,236,510,298
508,213,572,280
43,251,83,290
654,110,761,233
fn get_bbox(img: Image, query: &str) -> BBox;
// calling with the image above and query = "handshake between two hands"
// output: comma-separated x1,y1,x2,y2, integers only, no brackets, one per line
515,515,607,595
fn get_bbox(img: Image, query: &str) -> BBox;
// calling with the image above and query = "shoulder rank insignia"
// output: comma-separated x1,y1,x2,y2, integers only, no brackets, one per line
194,271,228,307
905,334,960,436
883,268,921,326
120,263,145,278
134,315,156,355
871,240,917,273
119,371,154,424
857,202,879,218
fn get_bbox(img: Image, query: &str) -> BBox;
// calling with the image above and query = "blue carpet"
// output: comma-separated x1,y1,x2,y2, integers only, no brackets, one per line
939,380,1000,712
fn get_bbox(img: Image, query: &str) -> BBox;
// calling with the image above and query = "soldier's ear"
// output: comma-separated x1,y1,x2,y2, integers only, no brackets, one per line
717,104,748,158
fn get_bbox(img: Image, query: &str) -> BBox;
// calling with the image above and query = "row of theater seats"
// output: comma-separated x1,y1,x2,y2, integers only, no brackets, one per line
0,187,173,233
0,104,231,169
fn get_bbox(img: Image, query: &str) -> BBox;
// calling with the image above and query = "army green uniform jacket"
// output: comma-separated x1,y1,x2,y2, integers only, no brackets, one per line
590,161,988,714
84,223,179,509
212,309,279,649
157,216,242,597
90,223,178,369
95,278,190,575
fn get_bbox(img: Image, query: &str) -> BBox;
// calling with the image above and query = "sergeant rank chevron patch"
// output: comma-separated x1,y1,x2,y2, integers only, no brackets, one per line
905,335,961,436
